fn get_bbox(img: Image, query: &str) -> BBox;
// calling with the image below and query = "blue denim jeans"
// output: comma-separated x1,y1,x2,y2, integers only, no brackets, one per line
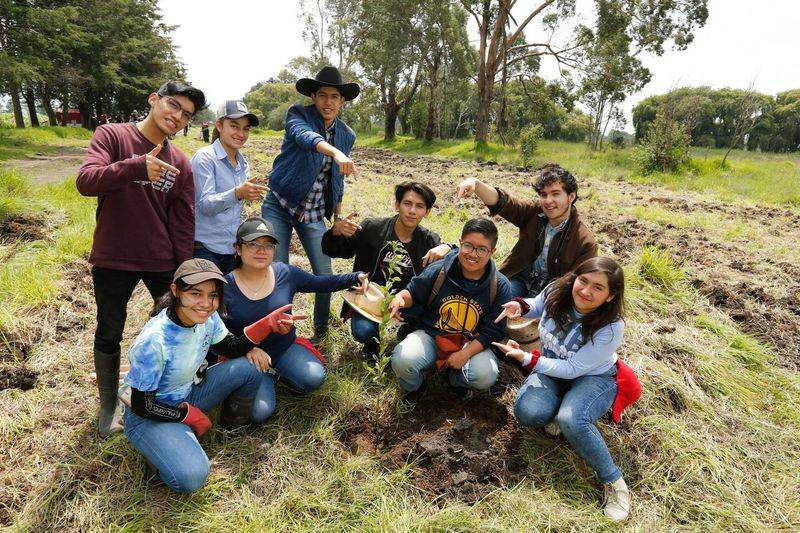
261,192,333,331
350,314,379,344
514,370,621,483
193,242,236,275
250,342,327,423
391,329,499,392
123,357,262,493
507,276,528,298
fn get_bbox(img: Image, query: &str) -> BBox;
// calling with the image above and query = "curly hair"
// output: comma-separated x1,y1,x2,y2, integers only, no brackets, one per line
532,163,578,203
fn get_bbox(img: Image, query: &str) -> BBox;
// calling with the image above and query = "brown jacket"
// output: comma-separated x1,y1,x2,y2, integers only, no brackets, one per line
488,187,598,280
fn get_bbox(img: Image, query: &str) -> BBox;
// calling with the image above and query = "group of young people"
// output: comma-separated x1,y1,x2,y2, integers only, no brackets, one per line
76,66,640,521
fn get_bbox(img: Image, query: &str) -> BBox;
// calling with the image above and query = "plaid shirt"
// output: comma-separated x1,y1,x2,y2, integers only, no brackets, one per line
277,124,334,223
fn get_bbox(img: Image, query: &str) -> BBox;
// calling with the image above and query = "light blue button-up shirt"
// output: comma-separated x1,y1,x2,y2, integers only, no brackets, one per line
191,139,249,254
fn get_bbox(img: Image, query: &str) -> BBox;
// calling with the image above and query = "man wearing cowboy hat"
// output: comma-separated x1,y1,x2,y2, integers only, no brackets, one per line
261,66,360,346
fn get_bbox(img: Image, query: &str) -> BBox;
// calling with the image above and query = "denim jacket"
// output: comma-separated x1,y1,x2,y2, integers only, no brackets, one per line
266,103,356,220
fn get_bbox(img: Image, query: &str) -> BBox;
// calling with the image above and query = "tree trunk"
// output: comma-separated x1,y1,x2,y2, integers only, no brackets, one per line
39,83,58,125
60,94,70,125
77,100,91,129
24,85,40,127
10,82,25,128
424,81,438,142
384,103,398,141
475,89,493,145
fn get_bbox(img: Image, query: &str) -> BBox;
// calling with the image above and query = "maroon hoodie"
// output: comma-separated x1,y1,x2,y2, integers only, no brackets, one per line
77,122,195,271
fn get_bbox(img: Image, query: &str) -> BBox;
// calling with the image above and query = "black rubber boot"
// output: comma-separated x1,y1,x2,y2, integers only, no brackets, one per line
94,348,122,437
219,396,255,430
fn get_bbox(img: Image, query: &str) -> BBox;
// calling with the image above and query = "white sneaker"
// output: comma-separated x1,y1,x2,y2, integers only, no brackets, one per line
544,418,561,436
603,477,630,521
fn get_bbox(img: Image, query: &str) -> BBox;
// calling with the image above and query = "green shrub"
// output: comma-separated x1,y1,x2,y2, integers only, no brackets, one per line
634,112,691,173
519,123,543,168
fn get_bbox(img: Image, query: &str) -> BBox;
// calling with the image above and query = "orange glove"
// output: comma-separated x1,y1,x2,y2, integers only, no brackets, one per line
180,403,212,436
243,304,307,343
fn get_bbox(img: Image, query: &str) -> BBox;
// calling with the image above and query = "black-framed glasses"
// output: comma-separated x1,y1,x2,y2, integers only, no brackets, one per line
460,241,491,257
243,241,276,252
161,96,194,122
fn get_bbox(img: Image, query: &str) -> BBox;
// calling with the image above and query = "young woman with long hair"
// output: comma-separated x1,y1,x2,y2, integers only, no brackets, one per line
493,256,633,521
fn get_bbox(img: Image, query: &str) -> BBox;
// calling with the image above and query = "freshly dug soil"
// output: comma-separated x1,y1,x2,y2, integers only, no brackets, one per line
0,365,38,391
342,360,528,504
0,213,48,244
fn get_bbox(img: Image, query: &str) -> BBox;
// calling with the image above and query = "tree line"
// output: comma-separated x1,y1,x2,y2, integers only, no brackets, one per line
3,0,720,151
633,87,800,153
0,0,183,129
246,0,709,148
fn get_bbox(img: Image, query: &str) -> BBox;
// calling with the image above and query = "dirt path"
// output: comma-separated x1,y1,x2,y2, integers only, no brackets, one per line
1,147,87,184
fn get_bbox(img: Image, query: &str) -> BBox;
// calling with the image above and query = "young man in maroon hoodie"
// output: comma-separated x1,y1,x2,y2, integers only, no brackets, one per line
77,80,206,437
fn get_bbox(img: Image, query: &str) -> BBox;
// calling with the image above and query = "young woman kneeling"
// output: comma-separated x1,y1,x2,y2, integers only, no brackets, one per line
222,217,368,423
123,259,297,493
493,257,632,521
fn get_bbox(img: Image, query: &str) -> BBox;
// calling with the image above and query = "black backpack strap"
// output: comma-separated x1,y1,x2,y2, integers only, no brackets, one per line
426,264,447,308
489,271,497,308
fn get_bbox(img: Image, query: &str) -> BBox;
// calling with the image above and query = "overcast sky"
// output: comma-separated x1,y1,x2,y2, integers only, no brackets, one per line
159,0,800,131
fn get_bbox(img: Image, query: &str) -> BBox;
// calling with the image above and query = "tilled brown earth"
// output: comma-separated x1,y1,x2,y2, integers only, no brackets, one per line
342,360,528,504
243,136,800,501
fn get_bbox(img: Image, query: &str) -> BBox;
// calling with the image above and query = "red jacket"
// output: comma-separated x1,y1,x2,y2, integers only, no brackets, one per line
77,122,195,271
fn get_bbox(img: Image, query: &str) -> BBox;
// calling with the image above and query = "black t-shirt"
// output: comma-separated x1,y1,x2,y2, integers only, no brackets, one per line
370,230,417,291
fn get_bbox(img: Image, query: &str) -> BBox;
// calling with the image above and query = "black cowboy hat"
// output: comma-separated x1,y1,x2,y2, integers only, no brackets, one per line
296,66,360,101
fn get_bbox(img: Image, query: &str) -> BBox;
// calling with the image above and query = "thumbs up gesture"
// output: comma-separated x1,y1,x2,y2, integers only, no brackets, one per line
235,176,269,201
331,212,362,237
145,143,180,182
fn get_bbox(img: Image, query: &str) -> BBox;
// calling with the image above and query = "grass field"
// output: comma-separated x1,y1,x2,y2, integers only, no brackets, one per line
1,126,799,530
358,134,800,208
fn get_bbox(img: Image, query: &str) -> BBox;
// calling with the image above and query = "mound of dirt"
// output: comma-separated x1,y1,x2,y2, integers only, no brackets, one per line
0,365,38,391
693,279,800,367
0,328,31,363
0,213,48,244
341,361,528,504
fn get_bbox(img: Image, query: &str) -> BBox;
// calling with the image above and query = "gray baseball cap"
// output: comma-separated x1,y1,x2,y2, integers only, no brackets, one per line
216,100,259,127
173,258,228,285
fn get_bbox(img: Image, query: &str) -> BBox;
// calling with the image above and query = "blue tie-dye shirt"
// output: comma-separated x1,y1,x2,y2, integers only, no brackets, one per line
125,309,229,404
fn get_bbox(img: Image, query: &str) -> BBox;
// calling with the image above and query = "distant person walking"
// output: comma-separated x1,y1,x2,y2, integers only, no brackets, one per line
201,121,210,143
261,66,360,346
191,100,266,273
76,80,206,437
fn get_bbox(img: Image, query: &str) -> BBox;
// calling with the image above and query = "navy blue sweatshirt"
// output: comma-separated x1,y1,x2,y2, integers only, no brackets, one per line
404,250,512,349
223,262,360,361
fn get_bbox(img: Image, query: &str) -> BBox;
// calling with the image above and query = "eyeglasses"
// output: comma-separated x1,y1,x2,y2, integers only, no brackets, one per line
243,241,276,252
460,241,492,258
161,96,194,123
